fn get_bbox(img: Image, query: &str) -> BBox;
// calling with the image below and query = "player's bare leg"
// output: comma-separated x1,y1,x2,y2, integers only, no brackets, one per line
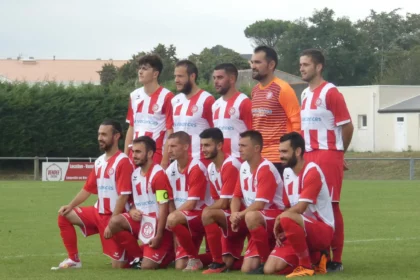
108,214,131,234
264,256,290,275
241,256,261,273
167,211,203,271
140,258,159,270
53,209,84,270
243,211,269,274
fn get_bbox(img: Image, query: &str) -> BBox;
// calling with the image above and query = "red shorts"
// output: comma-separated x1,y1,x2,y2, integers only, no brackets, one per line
304,150,344,202
244,209,282,258
128,149,162,165
270,216,334,267
221,210,248,259
121,213,174,265
175,210,205,260
74,206,125,261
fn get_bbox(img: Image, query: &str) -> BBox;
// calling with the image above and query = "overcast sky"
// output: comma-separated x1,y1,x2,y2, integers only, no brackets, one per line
1,0,419,60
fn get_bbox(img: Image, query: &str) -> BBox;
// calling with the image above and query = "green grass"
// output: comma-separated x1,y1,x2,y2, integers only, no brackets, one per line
0,181,419,279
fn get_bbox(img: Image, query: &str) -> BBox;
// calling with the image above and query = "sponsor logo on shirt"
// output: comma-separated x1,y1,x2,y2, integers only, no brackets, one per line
98,185,115,191
174,122,197,128
252,108,273,116
217,125,234,131
302,117,322,122
135,200,156,207
134,119,158,126
174,197,187,204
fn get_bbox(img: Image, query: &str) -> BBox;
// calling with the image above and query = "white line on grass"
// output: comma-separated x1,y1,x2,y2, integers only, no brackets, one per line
2,237,419,260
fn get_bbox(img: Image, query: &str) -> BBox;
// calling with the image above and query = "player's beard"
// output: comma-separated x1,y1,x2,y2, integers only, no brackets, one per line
217,83,230,96
99,140,113,152
281,153,298,168
205,147,218,160
252,69,267,81
134,155,148,167
180,78,193,95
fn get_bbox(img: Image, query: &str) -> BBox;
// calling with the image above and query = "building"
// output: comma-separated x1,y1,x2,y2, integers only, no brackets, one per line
339,85,420,152
0,58,127,86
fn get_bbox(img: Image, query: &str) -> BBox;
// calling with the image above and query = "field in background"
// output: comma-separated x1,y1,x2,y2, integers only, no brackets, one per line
0,181,419,279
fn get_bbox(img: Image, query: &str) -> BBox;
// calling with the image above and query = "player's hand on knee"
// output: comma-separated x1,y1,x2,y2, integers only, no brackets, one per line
129,209,142,222
58,205,72,216
104,226,113,239
149,234,162,249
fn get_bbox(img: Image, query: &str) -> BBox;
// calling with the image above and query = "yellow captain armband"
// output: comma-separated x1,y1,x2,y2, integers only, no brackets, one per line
156,190,169,203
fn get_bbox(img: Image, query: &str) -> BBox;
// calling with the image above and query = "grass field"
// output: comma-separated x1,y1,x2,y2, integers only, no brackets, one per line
0,181,419,280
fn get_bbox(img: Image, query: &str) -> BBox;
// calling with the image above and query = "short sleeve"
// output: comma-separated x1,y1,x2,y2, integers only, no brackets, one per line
187,165,207,200
83,169,98,194
220,163,239,199
299,167,322,204
115,158,134,195
233,178,243,198
162,92,174,129
203,95,215,128
239,98,253,130
255,166,277,203
126,97,134,126
209,182,220,200
326,88,351,126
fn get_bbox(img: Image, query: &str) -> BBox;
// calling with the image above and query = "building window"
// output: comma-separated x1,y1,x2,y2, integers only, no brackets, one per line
397,117,404,122
358,115,367,129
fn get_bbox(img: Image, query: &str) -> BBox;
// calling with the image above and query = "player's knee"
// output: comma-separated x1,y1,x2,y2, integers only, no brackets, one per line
108,215,124,231
141,260,158,270
111,260,126,269
263,263,276,275
279,211,293,220
175,259,187,270
245,211,263,229
166,212,180,228
57,214,71,227
201,208,213,226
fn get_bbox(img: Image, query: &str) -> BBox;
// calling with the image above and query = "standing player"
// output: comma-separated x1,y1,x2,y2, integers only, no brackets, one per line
250,46,301,174
52,120,133,269
212,63,252,158
230,130,285,274
106,136,175,269
199,128,244,274
299,49,354,272
265,132,334,278
125,54,174,169
165,131,213,271
172,60,215,166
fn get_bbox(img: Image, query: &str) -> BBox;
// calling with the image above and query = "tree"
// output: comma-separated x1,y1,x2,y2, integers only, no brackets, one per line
98,63,118,87
244,19,292,48
188,45,249,82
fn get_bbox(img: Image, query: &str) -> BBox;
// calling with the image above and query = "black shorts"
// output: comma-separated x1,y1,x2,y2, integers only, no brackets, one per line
273,162,284,179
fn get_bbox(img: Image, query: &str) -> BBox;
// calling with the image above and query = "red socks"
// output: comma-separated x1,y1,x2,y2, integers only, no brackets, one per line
249,226,270,263
114,231,143,259
204,224,223,263
58,215,79,262
170,224,198,258
331,203,344,263
280,217,311,269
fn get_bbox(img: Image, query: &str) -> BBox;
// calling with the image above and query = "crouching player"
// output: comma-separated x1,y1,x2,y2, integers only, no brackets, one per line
230,130,285,274
106,136,175,269
264,132,334,278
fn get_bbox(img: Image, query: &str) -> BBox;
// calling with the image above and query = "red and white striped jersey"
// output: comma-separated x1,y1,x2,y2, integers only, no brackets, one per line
126,86,174,157
207,155,241,200
172,90,215,160
283,162,334,228
233,159,285,210
84,151,133,215
212,92,252,157
166,158,213,210
131,164,173,217
301,82,351,152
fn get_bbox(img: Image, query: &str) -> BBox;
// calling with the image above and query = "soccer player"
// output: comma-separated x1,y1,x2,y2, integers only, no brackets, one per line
250,46,301,175
264,132,334,278
105,136,175,269
212,63,252,158
125,54,174,169
172,60,215,166
53,120,133,270
165,131,213,271
199,128,244,274
230,130,285,274
299,49,354,272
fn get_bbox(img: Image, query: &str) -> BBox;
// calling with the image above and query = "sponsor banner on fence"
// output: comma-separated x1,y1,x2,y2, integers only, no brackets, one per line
42,162,94,181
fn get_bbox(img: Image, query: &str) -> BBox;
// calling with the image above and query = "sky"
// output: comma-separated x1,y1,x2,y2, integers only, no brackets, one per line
1,0,420,60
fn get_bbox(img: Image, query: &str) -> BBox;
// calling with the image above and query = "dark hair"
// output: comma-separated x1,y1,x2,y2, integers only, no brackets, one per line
279,132,305,156
132,136,156,154
138,54,163,77
199,128,224,145
254,46,278,69
240,130,263,150
176,59,199,82
300,49,325,72
100,119,123,140
214,63,238,80
168,131,191,145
